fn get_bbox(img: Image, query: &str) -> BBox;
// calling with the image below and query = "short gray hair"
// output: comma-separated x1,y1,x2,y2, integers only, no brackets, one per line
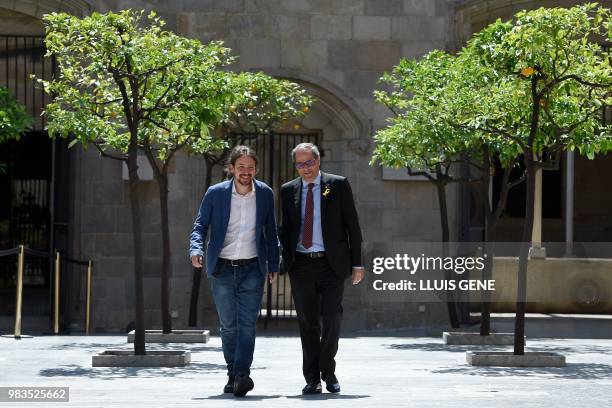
291,143,320,162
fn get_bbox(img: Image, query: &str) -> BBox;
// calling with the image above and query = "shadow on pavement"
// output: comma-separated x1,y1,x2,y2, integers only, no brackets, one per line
385,343,509,353
286,394,370,400
431,363,612,380
46,343,126,350
46,342,223,353
385,342,612,356
39,361,228,379
524,344,612,355
196,394,283,400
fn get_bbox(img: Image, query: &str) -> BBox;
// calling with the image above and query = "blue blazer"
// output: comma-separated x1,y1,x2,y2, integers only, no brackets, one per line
189,179,279,277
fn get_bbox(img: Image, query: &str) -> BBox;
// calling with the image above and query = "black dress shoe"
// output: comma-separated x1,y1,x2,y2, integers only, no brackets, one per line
302,381,322,394
323,374,340,393
223,375,235,393
233,375,254,397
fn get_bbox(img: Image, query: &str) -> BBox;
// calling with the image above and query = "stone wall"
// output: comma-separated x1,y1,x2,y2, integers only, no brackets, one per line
2,0,463,332
456,0,612,44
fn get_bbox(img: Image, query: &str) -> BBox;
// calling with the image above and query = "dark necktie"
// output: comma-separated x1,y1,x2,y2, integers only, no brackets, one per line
302,183,314,249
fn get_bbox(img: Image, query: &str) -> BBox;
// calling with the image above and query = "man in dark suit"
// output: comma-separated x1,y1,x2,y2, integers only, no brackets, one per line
190,145,279,397
280,142,364,394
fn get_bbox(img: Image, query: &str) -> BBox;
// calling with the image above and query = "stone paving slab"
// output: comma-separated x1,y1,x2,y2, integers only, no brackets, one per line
1,334,612,407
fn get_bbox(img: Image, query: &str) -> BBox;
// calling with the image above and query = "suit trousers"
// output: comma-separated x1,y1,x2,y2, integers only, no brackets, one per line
289,255,344,383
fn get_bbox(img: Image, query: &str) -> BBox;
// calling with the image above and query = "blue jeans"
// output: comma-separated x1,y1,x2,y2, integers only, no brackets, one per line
210,259,265,377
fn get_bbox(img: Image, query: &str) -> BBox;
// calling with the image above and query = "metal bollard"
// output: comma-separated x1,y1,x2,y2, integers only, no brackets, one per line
14,245,25,339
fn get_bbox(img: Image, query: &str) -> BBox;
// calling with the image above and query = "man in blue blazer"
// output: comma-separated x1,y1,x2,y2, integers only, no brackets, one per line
190,145,279,397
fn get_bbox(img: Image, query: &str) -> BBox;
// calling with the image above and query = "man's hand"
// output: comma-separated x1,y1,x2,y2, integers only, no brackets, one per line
351,267,364,285
191,255,203,268
268,272,278,283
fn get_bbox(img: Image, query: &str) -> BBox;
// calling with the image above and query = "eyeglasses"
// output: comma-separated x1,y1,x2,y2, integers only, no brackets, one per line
295,159,317,170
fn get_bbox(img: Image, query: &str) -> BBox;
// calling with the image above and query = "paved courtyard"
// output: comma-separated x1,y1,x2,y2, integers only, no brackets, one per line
1,333,611,407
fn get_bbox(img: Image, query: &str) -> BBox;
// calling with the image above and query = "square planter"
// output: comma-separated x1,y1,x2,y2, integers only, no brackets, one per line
443,331,518,345
466,351,566,367
127,330,210,344
92,350,191,367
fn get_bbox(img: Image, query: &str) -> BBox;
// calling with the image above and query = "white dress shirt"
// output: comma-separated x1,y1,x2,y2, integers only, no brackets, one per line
219,180,257,260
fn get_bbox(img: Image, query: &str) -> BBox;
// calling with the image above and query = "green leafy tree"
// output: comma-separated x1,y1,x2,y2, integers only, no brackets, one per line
450,3,612,354
0,87,32,174
373,5,612,347
0,87,32,142
201,71,313,191
137,69,231,335
373,51,476,328
373,50,526,330
40,10,233,354
443,49,531,337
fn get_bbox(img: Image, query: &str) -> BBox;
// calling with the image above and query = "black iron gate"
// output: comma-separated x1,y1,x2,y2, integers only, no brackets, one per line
1,35,55,130
0,35,74,330
234,131,320,324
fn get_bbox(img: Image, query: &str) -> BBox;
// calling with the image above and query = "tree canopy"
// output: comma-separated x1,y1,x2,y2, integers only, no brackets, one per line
372,2,612,354
0,87,32,143
40,9,234,160
373,3,612,173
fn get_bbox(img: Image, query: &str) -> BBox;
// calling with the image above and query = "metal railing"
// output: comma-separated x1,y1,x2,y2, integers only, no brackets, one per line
0,244,93,338
0,34,56,131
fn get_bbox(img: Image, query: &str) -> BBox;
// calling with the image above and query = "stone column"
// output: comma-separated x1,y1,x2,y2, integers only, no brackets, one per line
530,155,546,258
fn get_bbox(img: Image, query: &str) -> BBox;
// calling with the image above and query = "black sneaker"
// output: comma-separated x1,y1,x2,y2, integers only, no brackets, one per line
323,374,340,393
233,375,254,397
223,375,235,393
302,381,322,394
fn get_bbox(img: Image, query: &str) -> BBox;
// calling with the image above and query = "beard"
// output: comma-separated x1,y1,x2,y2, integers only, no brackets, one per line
236,175,252,186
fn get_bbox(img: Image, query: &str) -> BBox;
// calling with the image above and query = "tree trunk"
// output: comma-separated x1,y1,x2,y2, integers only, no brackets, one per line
127,150,146,355
480,149,493,336
514,154,536,355
479,156,524,336
434,167,460,329
159,174,172,334
480,221,495,336
188,159,215,327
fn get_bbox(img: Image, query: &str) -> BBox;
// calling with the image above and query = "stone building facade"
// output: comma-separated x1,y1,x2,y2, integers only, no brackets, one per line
1,0,610,333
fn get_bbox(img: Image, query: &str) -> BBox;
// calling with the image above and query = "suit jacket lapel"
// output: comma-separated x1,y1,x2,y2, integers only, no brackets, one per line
293,178,302,227
320,172,330,236
254,180,262,247
221,180,232,238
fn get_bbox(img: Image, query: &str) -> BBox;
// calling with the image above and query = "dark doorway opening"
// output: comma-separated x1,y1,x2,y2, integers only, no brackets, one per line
0,131,52,324
1,34,74,332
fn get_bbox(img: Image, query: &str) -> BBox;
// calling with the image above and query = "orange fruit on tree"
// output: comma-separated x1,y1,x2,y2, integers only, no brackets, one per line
521,67,535,77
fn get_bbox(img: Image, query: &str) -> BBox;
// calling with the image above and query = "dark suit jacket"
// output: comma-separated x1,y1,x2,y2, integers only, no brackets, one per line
280,172,363,279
